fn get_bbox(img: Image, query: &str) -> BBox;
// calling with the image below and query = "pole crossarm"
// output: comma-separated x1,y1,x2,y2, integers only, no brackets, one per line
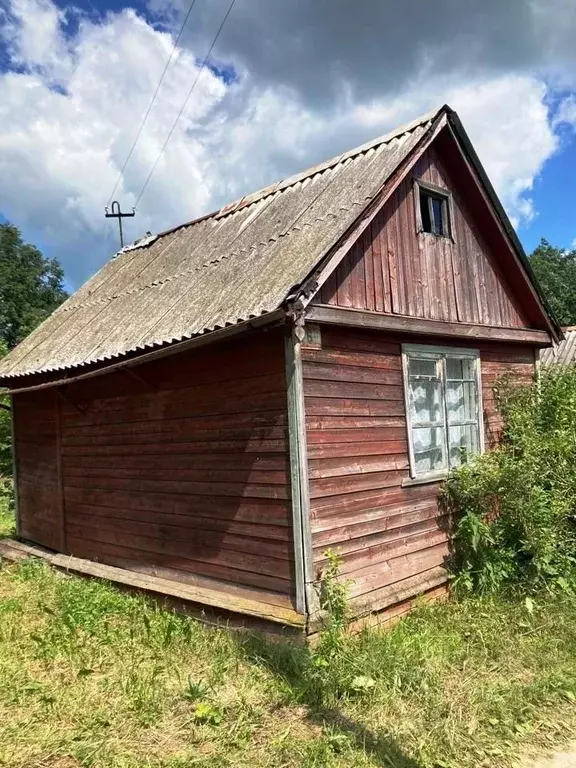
105,200,136,249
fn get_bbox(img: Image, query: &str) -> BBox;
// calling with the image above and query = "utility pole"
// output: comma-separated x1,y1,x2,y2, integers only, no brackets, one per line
105,201,135,249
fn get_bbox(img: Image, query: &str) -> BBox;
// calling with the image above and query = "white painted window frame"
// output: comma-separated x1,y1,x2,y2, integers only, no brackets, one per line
401,343,485,482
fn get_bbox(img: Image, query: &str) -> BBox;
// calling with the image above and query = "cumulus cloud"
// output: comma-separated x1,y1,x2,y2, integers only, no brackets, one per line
555,95,576,129
0,0,574,286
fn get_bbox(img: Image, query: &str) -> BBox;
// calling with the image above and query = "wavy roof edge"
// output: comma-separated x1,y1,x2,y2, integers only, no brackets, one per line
0,310,278,380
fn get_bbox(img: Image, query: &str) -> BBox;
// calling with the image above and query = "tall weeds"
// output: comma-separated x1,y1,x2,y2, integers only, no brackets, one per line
444,366,576,594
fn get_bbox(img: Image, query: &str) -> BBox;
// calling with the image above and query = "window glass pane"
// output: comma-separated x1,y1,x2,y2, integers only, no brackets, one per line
420,191,432,232
409,357,437,378
413,426,447,474
446,357,475,380
446,381,478,422
409,380,444,425
431,197,444,234
448,424,479,467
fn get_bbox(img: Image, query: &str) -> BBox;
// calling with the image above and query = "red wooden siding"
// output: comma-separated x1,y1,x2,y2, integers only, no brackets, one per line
13,390,64,551
318,144,529,329
481,345,536,447
302,325,536,614
13,330,294,608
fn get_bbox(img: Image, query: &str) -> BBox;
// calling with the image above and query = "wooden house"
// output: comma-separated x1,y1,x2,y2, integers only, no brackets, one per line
0,105,560,633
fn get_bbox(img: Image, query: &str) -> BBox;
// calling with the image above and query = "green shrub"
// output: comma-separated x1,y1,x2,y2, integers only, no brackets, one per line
444,366,576,595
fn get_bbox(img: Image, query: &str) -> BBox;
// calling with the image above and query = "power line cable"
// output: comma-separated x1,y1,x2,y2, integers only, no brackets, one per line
133,0,236,210
106,0,200,207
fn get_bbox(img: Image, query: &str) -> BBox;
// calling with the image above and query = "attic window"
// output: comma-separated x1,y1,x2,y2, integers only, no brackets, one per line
415,180,452,238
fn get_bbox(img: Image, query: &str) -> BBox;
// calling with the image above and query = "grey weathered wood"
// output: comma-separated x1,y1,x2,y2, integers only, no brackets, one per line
285,328,317,616
306,305,551,345
0,538,305,627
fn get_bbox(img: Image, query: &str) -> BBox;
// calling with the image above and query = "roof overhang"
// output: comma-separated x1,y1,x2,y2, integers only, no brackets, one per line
1,310,286,394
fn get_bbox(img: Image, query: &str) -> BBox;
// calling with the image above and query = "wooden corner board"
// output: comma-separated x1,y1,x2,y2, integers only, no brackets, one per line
0,539,305,629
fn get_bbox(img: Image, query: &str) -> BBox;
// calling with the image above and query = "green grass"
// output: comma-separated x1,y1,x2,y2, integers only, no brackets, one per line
0,488,14,539
0,500,575,767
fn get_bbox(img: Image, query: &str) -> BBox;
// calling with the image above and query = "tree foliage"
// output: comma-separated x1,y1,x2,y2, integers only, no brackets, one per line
0,223,68,480
0,223,68,349
529,239,576,327
444,367,576,595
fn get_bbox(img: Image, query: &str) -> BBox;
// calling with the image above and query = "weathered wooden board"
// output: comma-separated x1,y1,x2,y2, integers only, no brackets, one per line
302,324,536,615
0,539,303,625
12,390,64,552
316,142,534,331
12,329,297,606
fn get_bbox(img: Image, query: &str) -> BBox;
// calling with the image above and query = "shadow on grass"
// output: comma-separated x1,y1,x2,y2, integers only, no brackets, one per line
240,632,423,768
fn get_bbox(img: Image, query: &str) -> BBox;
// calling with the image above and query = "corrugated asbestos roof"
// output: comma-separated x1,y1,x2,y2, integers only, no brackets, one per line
540,327,576,365
0,108,438,380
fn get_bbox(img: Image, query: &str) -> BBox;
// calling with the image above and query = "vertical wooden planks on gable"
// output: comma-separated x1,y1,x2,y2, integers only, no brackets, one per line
362,227,376,312
313,143,530,331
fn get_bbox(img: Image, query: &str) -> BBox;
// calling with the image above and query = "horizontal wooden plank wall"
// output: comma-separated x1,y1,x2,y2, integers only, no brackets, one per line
49,329,294,609
302,325,536,616
13,390,64,552
318,144,529,330
481,344,536,447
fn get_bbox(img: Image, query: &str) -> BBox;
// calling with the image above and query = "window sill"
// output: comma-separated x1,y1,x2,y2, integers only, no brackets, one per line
401,473,447,488
417,230,454,243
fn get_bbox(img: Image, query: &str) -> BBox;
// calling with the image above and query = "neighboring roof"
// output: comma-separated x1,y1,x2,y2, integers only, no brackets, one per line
0,104,560,382
0,108,438,380
540,327,576,365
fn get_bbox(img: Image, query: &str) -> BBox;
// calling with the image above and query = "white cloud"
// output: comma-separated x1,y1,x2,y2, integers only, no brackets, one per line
0,0,572,286
555,95,576,129
349,74,557,226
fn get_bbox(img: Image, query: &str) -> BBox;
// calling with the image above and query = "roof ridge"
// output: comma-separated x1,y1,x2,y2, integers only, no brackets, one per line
150,105,445,244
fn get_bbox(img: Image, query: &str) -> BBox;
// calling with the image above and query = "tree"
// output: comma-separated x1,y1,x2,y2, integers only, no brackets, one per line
529,239,576,327
0,223,68,349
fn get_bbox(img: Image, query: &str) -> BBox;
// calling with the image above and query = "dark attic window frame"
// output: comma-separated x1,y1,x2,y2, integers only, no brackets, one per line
414,179,454,240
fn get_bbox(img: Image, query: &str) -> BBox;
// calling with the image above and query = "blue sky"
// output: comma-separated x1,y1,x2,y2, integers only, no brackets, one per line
521,124,576,253
1,0,576,289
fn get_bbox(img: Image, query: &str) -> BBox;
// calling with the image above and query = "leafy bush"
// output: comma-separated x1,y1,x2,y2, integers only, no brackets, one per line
444,366,576,595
